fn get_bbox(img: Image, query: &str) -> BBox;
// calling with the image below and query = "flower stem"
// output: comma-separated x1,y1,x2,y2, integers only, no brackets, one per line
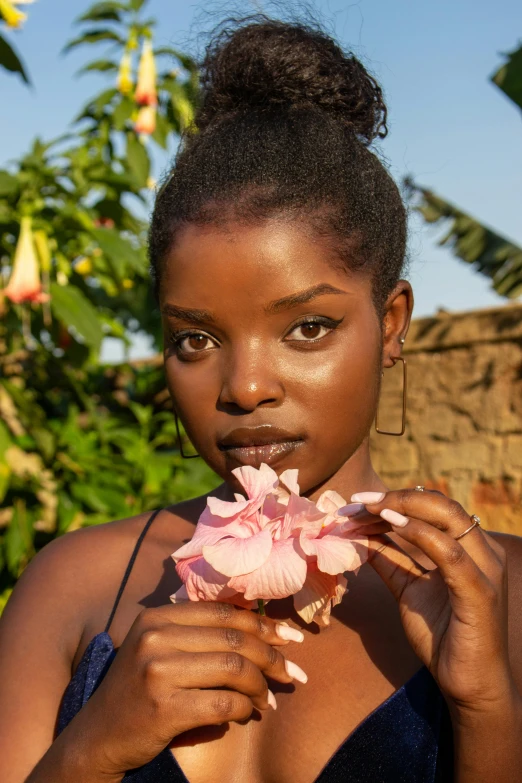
257,599,266,616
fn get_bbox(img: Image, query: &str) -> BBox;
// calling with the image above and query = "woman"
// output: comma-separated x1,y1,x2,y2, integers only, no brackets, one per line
1,16,521,783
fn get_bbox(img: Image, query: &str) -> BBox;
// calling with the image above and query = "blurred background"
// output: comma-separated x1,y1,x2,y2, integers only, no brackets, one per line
0,0,521,611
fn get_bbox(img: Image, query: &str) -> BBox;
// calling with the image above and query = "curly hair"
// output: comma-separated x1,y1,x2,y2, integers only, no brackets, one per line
149,15,407,319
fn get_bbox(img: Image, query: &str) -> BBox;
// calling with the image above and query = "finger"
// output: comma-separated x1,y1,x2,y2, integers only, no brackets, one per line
169,688,255,733
366,533,428,600
142,602,304,646
351,488,497,574
338,506,392,536
151,651,274,711
367,518,495,619
142,624,303,685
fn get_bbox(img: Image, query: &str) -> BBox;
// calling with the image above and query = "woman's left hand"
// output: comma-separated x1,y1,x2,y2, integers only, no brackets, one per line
348,488,519,716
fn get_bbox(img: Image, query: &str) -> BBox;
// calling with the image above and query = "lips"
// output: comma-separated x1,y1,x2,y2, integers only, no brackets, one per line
218,426,304,468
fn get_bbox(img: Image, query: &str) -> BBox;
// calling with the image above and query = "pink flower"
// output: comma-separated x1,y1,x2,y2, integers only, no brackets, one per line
3,217,49,304
171,464,368,626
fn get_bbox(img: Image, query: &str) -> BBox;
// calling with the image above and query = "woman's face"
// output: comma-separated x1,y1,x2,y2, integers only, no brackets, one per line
161,217,402,495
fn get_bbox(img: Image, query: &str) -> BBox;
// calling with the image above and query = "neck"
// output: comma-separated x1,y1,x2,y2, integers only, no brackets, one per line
305,436,388,505
217,435,388,505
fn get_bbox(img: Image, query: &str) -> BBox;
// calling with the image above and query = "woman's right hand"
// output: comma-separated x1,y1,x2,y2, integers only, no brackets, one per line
69,601,305,776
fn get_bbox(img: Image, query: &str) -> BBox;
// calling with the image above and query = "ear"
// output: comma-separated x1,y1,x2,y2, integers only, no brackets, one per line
382,281,414,369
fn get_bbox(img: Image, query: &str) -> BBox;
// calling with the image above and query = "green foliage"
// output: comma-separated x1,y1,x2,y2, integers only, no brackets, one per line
0,31,30,85
404,178,522,299
491,43,522,112
407,40,522,299
0,1,215,606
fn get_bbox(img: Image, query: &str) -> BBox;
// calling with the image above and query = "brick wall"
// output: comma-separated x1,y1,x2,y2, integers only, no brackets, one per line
369,303,522,534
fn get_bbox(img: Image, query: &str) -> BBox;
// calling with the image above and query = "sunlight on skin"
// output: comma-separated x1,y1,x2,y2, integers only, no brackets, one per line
160,216,413,504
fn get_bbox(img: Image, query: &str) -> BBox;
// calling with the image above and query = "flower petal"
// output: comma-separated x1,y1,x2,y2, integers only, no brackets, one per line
279,492,325,539
232,463,279,502
175,556,236,602
301,530,368,574
171,506,249,560
202,528,273,577
206,495,251,518
293,568,348,625
229,538,307,600
316,490,348,514
170,584,189,603
278,469,300,496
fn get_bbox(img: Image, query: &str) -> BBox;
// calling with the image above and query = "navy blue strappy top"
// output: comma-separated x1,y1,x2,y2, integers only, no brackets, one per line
57,509,455,782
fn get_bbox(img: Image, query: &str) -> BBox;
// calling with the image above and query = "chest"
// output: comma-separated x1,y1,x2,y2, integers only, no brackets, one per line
166,571,424,783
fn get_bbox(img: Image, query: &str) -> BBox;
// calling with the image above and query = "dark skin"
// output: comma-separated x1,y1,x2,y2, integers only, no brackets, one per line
1,217,522,783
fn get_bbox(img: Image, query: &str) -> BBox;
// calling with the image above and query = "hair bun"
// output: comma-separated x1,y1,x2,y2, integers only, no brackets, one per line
196,17,387,145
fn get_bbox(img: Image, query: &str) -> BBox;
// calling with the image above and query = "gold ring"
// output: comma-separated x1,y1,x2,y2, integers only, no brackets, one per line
454,514,481,541
414,485,425,492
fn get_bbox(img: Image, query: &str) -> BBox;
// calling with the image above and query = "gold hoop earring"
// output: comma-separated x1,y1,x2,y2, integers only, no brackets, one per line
375,356,407,436
174,413,200,459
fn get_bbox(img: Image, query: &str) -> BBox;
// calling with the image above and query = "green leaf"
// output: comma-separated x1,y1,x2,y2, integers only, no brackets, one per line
0,462,10,506
91,227,147,276
0,421,11,459
63,29,124,55
112,96,135,130
129,0,148,11
405,178,522,299
491,45,522,112
4,503,34,578
126,132,150,188
154,46,198,73
31,428,56,462
151,110,170,149
77,59,119,77
71,482,130,515
0,31,30,85
50,283,104,351
0,170,19,197
77,2,127,23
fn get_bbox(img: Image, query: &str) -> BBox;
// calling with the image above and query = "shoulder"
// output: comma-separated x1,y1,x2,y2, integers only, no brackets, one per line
0,497,206,657
0,512,151,659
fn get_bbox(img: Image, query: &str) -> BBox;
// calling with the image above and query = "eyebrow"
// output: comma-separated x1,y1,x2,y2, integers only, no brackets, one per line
265,283,349,314
161,283,349,324
161,304,216,325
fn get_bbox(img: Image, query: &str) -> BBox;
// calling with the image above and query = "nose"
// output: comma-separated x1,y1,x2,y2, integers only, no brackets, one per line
218,343,284,413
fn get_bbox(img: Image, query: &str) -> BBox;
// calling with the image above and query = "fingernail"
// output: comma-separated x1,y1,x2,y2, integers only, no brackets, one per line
275,623,304,643
380,508,409,527
351,492,386,503
337,502,365,516
267,690,277,710
285,660,308,683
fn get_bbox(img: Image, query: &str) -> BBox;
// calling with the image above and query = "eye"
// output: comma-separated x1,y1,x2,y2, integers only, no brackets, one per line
171,331,217,354
286,317,341,342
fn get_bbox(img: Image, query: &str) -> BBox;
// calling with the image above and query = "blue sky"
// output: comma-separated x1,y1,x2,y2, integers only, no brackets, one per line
1,0,521,359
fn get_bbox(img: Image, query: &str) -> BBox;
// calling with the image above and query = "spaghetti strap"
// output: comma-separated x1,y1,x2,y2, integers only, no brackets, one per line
104,508,164,635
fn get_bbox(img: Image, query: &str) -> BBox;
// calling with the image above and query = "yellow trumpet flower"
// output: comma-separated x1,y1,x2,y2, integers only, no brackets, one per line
117,51,133,96
135,105,156,135
3,217,49,304
0,0,35,29
135,39,157,106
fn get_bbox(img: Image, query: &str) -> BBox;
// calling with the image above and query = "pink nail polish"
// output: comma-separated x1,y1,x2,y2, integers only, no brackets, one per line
380,508,409,527
351,491,386,503
276,623,304,643
285,660,308,683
